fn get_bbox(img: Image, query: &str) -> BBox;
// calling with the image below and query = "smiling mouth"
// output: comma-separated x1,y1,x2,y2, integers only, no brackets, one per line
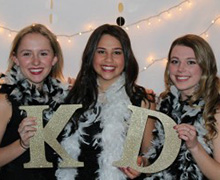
29,68,43,74
102,66,115,71
176,76,189,80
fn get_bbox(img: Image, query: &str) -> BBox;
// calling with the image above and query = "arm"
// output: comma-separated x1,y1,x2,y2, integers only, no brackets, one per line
0,94,36,167
174,109,220,180
0,94,25,167
141,100,156,154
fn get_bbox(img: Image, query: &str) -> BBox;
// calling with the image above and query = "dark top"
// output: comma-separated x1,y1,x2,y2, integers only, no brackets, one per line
75,98,146,180
0,84,57,180
146,86,211,180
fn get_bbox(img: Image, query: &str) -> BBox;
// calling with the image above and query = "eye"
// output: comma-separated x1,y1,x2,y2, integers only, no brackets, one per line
21,51,31,57
113,50,123,55
170,58,179,64
96,49,106,54
187,59,197,65
40,51,49,56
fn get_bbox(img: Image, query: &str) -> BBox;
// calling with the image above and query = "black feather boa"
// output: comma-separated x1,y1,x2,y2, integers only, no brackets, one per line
0,65,69,121
144,86,212,180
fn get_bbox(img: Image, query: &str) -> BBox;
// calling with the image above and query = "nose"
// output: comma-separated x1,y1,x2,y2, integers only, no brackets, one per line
177,62,186,72
32,54,40,66
104,52,113,63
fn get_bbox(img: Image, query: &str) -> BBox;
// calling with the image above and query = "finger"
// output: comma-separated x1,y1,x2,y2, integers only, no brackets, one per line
175,124,196,131
22,131,35,140
175,124,196,137
127,167,140,176
20,130,36,147
19,117,37,130
178,127,197,137
22,117,37,126
122,167,137,179
178,134,190,141
22,126,37,133
18,117,37,133
137,156,144,166
68,77,75,85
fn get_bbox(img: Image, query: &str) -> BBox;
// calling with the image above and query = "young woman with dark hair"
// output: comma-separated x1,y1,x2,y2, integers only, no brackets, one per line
56,24,155,180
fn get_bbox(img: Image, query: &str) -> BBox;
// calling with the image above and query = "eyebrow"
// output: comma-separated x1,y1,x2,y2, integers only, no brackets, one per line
170,56,196,59
19,49,51,53
96,47,123,50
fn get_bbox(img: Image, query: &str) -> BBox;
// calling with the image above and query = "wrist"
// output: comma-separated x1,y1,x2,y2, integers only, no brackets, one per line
188,142,200,153
19,139,29,150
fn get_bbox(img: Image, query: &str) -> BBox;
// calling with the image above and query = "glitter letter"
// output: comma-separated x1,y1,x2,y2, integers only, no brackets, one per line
113,105,181,173
20,105,84,168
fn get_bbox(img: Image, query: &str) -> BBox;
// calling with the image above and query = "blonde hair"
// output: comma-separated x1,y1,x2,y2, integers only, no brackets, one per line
8,23,64,81
162,34,220,141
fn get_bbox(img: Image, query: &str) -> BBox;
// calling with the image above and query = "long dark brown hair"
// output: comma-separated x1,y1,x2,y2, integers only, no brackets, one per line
66,24,152,125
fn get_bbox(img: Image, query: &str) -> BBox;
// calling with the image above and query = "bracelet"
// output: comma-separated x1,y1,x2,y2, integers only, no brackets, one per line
19,139,29,150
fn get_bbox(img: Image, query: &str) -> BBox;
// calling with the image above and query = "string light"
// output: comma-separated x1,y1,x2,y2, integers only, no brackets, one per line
0,27,4,33
140,57,167,72
187,0,192,6
125,0,191,28
140,15,220,73
0,0,192,42
199,16,220,37
166,11,171,18
88,25,92,30
0,0,219,72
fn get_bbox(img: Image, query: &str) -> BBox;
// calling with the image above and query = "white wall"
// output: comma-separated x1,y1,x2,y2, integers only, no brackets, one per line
0,0,219,94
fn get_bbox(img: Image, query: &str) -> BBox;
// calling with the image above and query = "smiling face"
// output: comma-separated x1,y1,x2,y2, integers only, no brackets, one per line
93,34,125,91
168,45,202,100
13,33,57,88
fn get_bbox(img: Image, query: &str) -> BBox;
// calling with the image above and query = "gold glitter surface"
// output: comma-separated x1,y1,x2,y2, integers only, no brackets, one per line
20,104,84,168
113,105,181,173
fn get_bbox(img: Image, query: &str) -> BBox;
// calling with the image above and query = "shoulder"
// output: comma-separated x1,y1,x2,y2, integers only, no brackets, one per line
0,93,12,124
212,106,220,162
0,93,9,103
0,94,11,111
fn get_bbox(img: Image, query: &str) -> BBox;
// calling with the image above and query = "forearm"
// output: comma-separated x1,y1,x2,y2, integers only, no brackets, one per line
0,139,26,167
190,143,220,180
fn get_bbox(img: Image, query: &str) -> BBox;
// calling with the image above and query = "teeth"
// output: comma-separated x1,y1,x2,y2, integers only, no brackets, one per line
177,76,188,80
30,69,42,73
102,66,115,70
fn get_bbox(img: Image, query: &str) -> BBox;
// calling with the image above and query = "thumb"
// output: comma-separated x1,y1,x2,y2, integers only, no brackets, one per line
137,156,144,167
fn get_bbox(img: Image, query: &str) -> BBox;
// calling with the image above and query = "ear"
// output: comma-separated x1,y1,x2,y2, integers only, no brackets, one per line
52,56,58,66
11,54,20,66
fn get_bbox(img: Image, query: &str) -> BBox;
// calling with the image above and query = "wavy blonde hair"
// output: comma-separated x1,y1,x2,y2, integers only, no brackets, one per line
162,34,220,141
7,23,64,81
